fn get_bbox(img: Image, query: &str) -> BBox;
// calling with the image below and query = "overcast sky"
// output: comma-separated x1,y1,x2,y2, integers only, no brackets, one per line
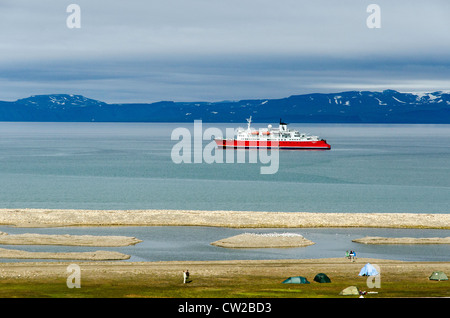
1,0,449,103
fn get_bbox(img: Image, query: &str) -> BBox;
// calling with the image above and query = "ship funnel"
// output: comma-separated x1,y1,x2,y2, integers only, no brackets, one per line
279,118,287,131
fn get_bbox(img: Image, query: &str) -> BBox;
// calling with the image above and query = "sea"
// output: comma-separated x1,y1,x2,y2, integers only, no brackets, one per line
0,122,449,262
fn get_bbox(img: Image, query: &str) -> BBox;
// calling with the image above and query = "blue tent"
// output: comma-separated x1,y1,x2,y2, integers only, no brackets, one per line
358,263,379,276
282,276,310,284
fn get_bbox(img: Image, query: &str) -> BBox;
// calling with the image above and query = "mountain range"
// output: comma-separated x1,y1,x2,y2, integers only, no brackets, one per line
1,90,449,123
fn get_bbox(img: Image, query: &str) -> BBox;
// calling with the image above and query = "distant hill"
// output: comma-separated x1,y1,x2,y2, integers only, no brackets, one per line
1,90,449,123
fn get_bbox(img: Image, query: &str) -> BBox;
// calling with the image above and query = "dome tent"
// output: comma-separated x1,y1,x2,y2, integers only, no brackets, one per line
339,286,359,296
358,263,379,276
429,271,448,281
313,273,331,283
282,276,310,284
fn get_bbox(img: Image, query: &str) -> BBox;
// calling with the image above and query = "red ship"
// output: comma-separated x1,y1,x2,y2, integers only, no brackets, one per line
214,117,331,150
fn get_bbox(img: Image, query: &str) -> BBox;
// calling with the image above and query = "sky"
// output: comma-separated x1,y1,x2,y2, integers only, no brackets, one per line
1,0,450,103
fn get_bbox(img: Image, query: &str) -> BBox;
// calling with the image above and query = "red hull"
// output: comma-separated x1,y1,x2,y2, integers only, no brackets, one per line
215,139,331,150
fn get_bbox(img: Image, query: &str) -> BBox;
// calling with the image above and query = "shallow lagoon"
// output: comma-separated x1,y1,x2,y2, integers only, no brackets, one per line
0,226,448,262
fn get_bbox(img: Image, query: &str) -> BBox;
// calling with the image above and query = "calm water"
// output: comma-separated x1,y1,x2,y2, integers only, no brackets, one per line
0,122,449,213
0,226,448,262
0,122,448,261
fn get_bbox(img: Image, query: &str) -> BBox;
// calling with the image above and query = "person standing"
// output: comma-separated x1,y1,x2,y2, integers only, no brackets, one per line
183,270,190,283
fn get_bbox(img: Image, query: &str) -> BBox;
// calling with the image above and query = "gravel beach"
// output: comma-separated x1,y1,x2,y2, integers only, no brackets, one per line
0,232,142,246
0,257,449,298
0,208,448,260
0,209,448,229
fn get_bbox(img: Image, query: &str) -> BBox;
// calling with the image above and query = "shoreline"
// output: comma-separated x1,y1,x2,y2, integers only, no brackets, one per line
1,257,448,278
0,257,449,298
0,209,449,229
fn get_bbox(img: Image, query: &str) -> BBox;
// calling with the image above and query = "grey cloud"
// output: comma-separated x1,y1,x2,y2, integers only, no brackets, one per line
0,0,449,102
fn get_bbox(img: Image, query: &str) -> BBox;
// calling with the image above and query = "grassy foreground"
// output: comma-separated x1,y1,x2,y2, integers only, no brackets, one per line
0,258,448,298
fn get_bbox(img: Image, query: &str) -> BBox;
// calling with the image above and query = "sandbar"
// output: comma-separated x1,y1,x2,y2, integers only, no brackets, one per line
353,236,450,245
0,209,448,229
0,232,142,246
0,247,130,260
211,232,315,248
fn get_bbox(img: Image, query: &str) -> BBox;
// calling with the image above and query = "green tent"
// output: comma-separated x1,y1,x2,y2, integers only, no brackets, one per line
339,286,359,296
282,276,310,284
313,273,331,283
429,271,448,281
